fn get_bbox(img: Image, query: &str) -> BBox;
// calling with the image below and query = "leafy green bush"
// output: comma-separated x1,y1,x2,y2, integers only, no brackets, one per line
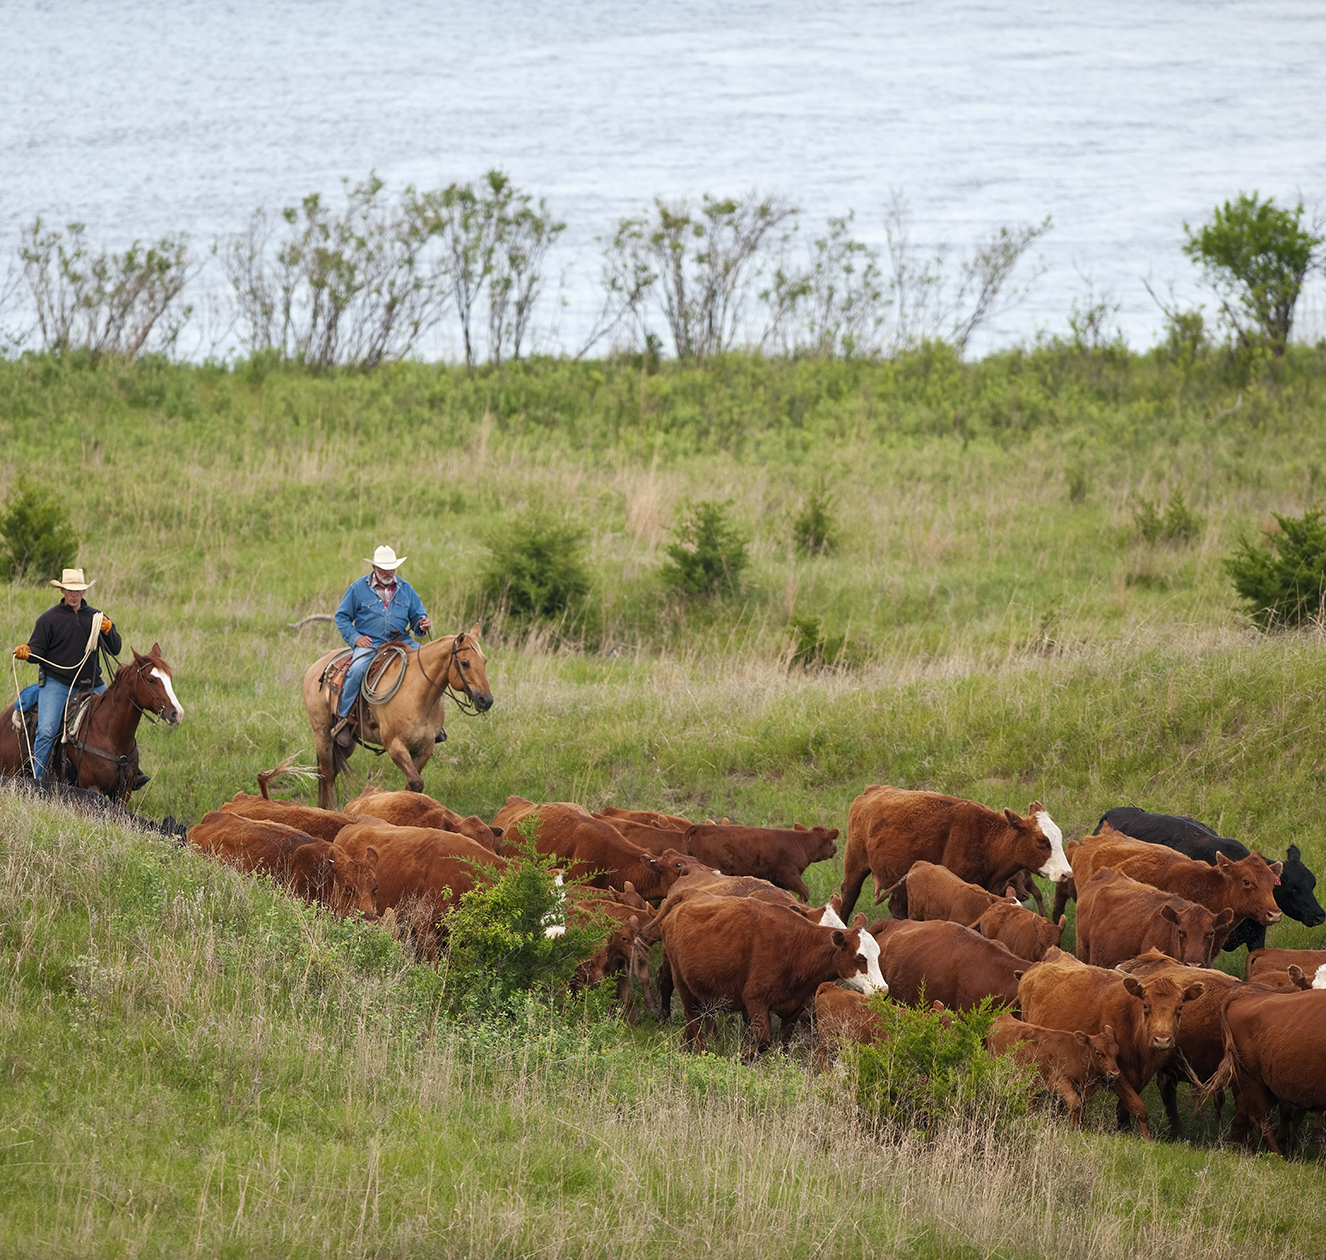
792,480,839,556
0,478,79,581
850,997,1027,1134
1225,507,1326,628
1134,490,1204,545
662,500,749,597
442,827,609,1018
789,615,848,671
480,513,590,619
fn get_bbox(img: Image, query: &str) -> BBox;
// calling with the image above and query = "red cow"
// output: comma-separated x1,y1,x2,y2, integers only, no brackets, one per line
672,823,839,902
840,786,1071,920
660,897,886,1056
1209,988,1326,1155
1246,947,1326,982
343,784,502,851
1074,869,1234,968
334,819,508,959
970,900,1066,962
986,1012,1121,1127
872,919,1030,1012
187,811,378,919
490,798,706,900
598,805,697,831
885,860,1018,924
219,792,355,842
1018,953,1204,1138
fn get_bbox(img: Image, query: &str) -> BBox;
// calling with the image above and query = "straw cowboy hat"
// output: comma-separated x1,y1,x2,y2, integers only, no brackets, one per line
364,545,406,570
50,567,94,591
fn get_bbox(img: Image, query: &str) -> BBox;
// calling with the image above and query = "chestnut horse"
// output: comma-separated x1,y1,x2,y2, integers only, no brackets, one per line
0,643,184,799
303,624,493,810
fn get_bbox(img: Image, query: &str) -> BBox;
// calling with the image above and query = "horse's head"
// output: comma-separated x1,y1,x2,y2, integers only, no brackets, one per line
448,623,493,713
129,643,185,724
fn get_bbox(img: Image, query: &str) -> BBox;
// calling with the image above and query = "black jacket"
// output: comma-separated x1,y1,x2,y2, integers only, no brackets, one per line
27,600,123,687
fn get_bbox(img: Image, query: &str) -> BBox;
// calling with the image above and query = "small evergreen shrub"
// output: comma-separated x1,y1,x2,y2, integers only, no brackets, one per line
1225,507,1326,629
1134,490,1203,545
789,615,848,670
850,996,1028,1134
480,513,590,619
792,481,839,556
0,479,79,582
442,826,608,1017
663,500,749,597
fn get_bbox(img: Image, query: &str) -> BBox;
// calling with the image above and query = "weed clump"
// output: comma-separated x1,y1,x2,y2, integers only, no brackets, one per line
0,478,78,581
851,997,1027,1134
792,480,839,556
663,499,749,597
1134,490,1203,545
480,513,590,620
442,828,607,1018
1225,506,1326,629
789,615,849,670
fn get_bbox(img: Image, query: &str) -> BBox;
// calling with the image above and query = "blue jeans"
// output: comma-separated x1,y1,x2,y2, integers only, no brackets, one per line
32,679,106,781
338,646,377,718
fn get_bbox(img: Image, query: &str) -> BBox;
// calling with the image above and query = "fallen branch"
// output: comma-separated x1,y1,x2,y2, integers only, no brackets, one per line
289,613,336,630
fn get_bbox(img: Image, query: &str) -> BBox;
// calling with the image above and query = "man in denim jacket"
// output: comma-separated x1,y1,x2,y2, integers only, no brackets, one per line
331,545,431,745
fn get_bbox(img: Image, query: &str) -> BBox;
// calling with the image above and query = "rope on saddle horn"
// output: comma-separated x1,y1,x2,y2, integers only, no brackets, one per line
361,644,410,705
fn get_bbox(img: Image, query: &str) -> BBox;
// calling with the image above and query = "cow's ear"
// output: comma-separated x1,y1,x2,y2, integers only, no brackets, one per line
853,912,867,929
1215,851,1232,869
1289,964,1306,983
1028,801,1044,815
1004,808,1022,827
1013,970,1024,981
1122,976,1145,1000
1270,861,1284,876
1074,1030,1089,1045
1160,903,1180,924
1215,908,1235,927
831,930,846,947
794,823,806,831
1288,844,1301,862
491,826,504,838
1183,982,1206,1002
628,915,639,928
1057,915,1067,929
365,846,379,868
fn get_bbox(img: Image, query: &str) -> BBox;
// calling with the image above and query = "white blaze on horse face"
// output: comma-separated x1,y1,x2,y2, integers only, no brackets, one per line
151,667,185,723
841,929,887,996
1034,809,1072,882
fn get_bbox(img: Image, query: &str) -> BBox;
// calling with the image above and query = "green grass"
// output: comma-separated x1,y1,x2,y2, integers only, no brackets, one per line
2,344,1326,1255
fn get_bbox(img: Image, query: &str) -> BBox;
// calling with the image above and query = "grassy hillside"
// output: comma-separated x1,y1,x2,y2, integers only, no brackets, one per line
2,344,1326,1255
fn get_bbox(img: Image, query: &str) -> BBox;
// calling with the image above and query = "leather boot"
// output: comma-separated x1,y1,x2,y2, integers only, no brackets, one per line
332,716,356,748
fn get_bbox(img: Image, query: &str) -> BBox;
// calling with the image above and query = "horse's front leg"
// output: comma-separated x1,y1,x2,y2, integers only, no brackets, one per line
384,735,430,794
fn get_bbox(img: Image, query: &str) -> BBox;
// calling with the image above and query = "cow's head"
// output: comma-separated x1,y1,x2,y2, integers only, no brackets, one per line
1274,844,1326,927
801,825,839,863
328,845,379,920
1121,973,1204,1051
834,913,888,996
1005,802,1072,883
1215,851,1283,925
1159,901,1234,967
1077,1023,1121,1084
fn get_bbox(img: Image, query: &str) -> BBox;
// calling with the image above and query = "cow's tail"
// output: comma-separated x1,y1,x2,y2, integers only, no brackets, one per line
880,872,909,918
1197,998,1241,1110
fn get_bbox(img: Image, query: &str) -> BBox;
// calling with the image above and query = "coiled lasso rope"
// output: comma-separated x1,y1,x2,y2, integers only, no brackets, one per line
361,643,410,705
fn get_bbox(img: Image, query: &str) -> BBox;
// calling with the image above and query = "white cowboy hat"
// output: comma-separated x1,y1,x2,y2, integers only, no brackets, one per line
364,545,406,570
50,567,94,591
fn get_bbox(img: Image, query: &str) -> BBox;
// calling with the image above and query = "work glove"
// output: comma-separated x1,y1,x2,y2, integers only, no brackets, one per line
101,616,112,634
13,644,29,660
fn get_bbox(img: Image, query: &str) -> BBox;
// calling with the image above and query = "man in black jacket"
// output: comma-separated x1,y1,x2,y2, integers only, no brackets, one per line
12,567,122,781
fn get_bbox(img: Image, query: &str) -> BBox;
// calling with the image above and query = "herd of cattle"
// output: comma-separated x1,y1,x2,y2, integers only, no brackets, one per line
184,782,1326,1156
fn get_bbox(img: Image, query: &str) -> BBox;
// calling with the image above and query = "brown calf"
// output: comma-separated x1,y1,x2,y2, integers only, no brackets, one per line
219,792,356,842
886,860,1017,924
674,822,839,902
986,1012,1121,1127
969,900,1066,962
1246,947,1326,982
872,919,1029,1012
343,784,502,851
1074,868,1234,969
840,786,1071,920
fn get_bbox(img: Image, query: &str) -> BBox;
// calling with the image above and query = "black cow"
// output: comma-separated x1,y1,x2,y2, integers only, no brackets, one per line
1095,807,1325,953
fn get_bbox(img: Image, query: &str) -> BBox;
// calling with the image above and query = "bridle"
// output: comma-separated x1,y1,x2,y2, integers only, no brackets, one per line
67,657,174,801
418,632,484,717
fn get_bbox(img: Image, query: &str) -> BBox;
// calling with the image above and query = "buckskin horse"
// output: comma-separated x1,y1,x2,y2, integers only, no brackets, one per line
0,644,185,800
303,624,493,810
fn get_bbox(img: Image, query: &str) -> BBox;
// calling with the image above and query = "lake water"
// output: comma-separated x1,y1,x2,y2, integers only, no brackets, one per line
3,0,1324,357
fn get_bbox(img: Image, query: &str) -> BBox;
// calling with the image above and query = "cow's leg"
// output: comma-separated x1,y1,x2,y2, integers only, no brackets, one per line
675,979,704,1053
1111,1073,1152,1139
785,872,811,903
1049,1074,1085,1128
657,953,676,1022
1157,1067,1185,1139
838,851,872,921
1022,875,1047,918
1050,878,1075,923
743,999,774,1061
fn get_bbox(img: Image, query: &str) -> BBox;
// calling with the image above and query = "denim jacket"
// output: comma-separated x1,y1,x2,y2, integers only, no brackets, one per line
334,576,429,648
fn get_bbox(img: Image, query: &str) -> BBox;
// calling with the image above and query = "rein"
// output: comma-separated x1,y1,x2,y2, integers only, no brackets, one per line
417,633,483,716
